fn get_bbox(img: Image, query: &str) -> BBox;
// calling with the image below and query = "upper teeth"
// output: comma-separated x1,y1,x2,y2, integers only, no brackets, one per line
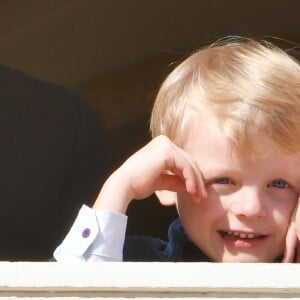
226,231,257,239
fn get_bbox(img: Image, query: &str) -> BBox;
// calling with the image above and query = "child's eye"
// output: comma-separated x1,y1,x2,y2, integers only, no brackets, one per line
206,177,237,195
215,177,233,185
268,179,289,189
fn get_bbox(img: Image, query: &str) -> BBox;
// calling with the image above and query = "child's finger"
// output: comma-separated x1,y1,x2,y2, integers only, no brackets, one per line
282,198,299,262
183,159,206,201
296,243,300,263
166,148,206,200
156,174,187,193
282,221,297,262
193,160,207,199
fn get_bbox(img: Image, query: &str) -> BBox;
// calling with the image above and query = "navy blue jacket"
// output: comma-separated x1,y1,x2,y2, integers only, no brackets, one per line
124,218,210,262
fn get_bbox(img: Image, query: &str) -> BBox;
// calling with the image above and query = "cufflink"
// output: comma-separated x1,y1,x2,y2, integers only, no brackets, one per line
82,228,91,238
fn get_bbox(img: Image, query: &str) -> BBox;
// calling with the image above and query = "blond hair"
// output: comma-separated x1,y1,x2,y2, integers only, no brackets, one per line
150,37,300,153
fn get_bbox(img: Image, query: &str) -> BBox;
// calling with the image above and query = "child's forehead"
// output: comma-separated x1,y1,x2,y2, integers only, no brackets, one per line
182,111,300,160
183,122,300,177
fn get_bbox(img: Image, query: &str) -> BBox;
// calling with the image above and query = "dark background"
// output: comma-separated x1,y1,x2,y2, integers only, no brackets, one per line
0,0,299,239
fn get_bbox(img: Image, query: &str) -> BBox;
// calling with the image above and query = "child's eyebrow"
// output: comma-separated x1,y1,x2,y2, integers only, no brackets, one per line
203,168,241,178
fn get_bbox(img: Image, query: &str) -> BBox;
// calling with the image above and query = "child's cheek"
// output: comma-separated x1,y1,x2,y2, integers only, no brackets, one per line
176,193,200,218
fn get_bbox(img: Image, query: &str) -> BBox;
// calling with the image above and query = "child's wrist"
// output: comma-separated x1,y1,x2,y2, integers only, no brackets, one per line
92,169,133,214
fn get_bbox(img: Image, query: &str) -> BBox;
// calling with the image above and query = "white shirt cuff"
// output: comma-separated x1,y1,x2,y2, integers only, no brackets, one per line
54,205,127,262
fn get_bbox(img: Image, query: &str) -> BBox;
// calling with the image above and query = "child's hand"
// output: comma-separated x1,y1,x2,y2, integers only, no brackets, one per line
93,135,206,214
282,197,300,262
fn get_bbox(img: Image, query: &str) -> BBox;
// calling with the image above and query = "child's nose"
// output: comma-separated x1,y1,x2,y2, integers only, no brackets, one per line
229,187,267,218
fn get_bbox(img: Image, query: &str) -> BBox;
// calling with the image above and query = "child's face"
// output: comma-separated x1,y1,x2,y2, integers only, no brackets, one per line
177,117,300,262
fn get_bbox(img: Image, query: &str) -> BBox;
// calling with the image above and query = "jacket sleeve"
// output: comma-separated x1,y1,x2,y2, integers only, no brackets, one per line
55,94,113,247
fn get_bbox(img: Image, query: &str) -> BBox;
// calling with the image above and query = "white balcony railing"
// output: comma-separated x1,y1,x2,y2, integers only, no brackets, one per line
0,262,300,299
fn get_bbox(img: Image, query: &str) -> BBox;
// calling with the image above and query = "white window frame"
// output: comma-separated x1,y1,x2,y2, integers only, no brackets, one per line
1,262,300,299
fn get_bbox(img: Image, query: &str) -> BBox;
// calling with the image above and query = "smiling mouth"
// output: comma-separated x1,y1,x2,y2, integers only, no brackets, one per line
218,230,266,240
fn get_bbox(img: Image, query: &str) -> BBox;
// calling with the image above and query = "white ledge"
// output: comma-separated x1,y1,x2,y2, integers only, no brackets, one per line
0,262,300,298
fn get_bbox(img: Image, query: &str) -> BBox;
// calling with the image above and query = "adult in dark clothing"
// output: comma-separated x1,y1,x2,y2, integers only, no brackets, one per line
0,64,111,260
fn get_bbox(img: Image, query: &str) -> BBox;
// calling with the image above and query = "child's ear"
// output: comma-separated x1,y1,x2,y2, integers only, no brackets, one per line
155,190,177,206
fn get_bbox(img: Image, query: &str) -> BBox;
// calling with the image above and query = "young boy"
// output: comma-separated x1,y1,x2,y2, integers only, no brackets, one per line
54,37,300,263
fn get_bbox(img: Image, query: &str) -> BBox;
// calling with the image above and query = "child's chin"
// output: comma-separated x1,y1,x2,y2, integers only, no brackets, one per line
218,253,274,263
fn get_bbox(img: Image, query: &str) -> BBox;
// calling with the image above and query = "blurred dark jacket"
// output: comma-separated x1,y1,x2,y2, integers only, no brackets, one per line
0,64,111,260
